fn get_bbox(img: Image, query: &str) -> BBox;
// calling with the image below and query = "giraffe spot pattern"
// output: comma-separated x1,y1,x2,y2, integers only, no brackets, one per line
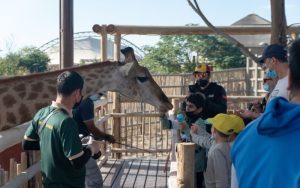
31,82,44,91
48,86,56,95
86,87,93,94
3,95,16,108
19,103,31,122
13,83,26,92
45,79,56,85
0,87,8,95
18,92,26,99
89,73,97,78
27,92,39,100
7,112,17,124
43,93,49,98
95,69,103,74
97,80,103,87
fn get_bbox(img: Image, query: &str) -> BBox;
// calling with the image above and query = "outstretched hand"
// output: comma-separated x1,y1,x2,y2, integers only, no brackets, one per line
235,109,259,119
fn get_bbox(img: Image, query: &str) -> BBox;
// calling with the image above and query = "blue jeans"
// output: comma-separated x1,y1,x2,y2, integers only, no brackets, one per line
85,158,103,188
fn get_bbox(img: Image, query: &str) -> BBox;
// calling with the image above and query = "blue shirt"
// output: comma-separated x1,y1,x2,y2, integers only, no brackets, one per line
232,97,300,188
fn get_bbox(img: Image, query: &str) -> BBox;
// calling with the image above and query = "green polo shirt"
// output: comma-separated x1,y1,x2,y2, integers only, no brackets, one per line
25,106,85,188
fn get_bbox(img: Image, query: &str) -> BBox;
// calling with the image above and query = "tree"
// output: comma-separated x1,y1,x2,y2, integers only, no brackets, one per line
141,36,184,74
0,52,28,76
141,34,245,74
0,47,49,76
18,47,49,73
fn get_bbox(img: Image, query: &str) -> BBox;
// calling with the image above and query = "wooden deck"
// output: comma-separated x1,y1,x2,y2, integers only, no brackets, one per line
100,159,169,188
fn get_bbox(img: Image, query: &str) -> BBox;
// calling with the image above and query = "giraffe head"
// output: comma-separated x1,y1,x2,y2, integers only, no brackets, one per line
0,61,173,130
100,61,173,113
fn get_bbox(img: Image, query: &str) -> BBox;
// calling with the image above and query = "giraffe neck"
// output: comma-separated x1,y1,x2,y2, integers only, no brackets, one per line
0,61,120,130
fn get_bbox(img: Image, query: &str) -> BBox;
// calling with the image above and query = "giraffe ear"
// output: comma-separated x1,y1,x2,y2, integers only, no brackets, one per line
119,62,135,76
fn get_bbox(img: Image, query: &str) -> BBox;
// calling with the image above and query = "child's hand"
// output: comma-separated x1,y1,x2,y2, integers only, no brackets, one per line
191,124,198,133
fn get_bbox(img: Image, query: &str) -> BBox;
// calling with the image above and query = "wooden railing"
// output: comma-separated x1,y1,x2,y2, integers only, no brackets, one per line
0,95,262,187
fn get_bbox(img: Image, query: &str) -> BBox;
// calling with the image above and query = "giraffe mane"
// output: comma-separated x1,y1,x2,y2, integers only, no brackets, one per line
0,61,124,83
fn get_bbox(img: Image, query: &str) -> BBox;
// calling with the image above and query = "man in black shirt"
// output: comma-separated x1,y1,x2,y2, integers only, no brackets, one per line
188,64,227,119
73,93,115,188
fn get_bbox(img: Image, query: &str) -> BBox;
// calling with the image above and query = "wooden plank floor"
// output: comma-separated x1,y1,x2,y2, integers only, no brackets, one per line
100,159,169,188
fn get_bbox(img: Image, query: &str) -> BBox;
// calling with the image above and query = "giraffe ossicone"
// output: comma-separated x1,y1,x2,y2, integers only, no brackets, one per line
0,61,173,130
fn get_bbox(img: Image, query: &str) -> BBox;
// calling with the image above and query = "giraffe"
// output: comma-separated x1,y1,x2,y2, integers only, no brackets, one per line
0,61,173,131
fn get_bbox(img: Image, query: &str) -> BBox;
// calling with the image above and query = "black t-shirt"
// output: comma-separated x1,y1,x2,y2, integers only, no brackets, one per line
72,98,94,136
188,82,227,119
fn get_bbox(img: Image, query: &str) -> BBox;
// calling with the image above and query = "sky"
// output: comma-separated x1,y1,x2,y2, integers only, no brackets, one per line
0,0,299,56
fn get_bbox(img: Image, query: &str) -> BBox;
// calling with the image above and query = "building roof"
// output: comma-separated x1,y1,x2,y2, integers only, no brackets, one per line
231,14,271,26
230,14,271,48
45,37,142,65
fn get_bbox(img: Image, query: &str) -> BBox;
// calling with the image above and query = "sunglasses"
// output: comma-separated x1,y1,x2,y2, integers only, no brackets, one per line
194,72,208,78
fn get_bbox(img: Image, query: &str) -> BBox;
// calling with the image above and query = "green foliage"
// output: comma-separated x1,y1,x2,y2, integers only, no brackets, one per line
141,34,246,74
18,47,49,73
0,52,28,76
0,47,49,76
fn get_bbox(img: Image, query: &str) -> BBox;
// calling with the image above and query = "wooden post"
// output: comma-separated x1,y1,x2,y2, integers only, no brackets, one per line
141,114,145,157
0,168,3,186
171,98,180,114
9,159,15,181
254,61,258,96
16,164,22,176
21,152,28,188
176,143,195,188
124,112,128,156
4,171,8,185
112,31,122,159
114,33,121,61
59,0,74,68
112,102,122,159
100,25,107,61
246,57,251,96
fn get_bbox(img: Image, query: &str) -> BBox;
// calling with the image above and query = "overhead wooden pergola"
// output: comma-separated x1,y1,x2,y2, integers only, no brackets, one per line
92,24,300,126
92,24,300,61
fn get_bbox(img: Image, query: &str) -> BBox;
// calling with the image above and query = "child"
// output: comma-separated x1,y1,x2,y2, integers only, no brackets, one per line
191,114,244,188
160,93,208,188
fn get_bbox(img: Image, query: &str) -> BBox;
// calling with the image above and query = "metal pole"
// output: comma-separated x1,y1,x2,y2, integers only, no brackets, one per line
59,0,74,69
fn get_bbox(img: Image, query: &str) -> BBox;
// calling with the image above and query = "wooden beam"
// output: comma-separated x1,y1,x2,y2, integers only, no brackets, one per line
1,162,40,188
110,112,160,118
111,148,170,153
93,24,300,35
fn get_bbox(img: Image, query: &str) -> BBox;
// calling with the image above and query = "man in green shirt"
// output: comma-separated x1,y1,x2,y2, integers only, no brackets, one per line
23,71,101,188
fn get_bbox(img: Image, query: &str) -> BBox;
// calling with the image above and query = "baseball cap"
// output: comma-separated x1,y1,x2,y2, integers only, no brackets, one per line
207,113,243,135
121,47,134,55
258,44,287,64
194,64,212,73
229,114,245,134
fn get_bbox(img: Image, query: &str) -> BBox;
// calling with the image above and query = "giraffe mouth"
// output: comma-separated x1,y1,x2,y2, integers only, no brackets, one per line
158,102,173,113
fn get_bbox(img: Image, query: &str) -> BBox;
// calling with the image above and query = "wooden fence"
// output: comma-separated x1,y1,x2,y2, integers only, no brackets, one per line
0,68,266,187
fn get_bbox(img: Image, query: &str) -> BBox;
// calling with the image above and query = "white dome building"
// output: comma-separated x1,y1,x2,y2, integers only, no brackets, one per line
39,32,144,66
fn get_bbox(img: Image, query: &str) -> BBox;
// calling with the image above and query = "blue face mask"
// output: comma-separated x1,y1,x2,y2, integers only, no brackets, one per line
89,94,100,101
266,69,277,79
263,83,270,92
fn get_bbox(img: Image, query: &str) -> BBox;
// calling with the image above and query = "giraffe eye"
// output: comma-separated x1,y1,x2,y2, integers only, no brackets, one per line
136,76,148,83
